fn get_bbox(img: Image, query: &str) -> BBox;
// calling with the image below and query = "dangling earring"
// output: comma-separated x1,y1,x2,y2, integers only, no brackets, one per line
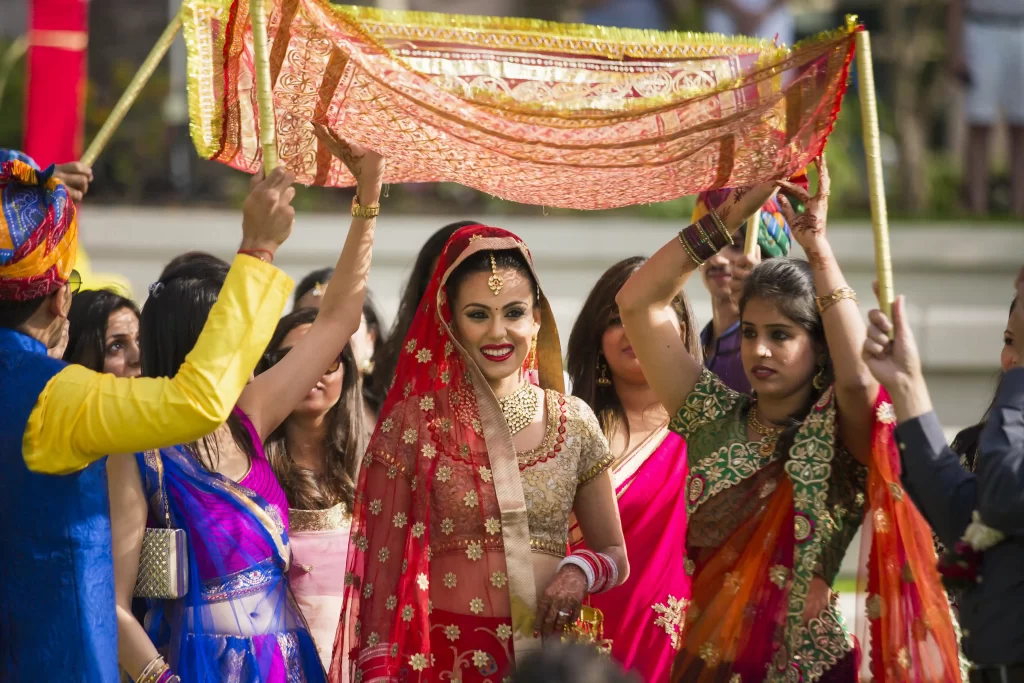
597,359,612,386
812,362,827,390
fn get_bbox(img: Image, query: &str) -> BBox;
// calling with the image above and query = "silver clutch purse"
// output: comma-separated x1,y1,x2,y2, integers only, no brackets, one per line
133,451,189,599
133,527,189,599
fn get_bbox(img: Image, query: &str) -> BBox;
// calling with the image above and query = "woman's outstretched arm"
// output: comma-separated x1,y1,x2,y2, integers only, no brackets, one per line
240,125,385,440
618,182,776,415
777,156,879,464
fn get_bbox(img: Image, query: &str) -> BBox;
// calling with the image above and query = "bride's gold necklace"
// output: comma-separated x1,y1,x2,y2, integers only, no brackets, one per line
748,401,785,457
498,382,539,436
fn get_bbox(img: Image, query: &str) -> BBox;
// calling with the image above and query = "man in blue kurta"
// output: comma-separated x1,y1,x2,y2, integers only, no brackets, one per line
0,153,296,680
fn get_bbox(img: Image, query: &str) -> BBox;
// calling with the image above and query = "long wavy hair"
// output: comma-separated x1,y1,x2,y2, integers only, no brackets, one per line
567,256,700,443
257,307,366,512
374,221,478,391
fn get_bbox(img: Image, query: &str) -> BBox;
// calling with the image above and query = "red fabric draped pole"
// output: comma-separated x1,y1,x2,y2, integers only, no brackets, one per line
23,0,89,166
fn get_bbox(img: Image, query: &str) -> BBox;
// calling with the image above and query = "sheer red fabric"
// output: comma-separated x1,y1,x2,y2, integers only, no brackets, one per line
330,225,563,683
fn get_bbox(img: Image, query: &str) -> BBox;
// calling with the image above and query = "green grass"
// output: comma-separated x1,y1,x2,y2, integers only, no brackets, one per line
832,577,858,594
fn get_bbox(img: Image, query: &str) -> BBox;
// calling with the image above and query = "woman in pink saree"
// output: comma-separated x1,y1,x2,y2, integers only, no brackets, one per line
567,257,701,681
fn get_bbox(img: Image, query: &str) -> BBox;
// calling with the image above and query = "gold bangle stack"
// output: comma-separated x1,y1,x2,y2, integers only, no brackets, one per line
815,286,857,314
137,654,180,683
351,194,381,219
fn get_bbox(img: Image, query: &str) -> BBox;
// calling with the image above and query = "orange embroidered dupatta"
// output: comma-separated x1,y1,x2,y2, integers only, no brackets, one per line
670,372,962,682
182,0,859,208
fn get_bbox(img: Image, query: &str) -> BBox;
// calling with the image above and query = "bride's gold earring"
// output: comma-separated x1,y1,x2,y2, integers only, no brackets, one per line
597,359,612,387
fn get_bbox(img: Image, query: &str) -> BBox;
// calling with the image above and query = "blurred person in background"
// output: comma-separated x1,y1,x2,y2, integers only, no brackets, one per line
63,289,141,377
106,126,382,683
295,266,387,428
862,270,1024,679
510,643,639,683
0,155,296,681
257,308,367,666
566,256,698,681
948,0,1024,217
373,220,478,390
704,0,793,46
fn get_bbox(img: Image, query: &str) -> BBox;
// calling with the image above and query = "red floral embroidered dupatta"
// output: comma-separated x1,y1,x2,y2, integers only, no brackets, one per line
330,225,564,683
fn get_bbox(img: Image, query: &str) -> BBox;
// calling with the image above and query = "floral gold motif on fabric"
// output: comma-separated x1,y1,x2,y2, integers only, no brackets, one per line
652,595,689,650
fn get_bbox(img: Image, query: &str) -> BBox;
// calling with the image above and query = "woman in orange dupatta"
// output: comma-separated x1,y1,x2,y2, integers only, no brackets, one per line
618,156,962,682
331,225,629,683
566,256,701,681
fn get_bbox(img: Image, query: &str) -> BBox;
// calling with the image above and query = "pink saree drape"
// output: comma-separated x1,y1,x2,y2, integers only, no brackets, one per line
571,425,690,681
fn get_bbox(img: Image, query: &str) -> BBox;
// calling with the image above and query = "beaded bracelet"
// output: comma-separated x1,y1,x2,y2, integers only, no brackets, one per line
237,248,275,263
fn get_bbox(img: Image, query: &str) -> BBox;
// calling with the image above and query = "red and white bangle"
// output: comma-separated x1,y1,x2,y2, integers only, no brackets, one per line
558,550,619,594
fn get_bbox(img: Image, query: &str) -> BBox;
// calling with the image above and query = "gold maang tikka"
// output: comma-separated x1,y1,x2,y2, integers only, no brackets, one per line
487,253,504,296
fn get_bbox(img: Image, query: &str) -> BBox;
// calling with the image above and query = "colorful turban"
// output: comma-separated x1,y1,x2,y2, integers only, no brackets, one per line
0,153,78,301
691,168,809,259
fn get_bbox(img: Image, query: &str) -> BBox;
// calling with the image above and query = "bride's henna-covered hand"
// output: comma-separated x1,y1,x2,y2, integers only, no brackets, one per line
536,565,588,637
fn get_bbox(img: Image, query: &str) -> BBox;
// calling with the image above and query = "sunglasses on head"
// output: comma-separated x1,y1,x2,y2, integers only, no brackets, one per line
265,346,342,375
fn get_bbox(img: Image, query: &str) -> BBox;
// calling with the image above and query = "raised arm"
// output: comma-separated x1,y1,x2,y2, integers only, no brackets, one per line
862,296,977,548
24,169,297,475
777,157,878,464
617,181,776,415
107,453,162,679
240,125,385,439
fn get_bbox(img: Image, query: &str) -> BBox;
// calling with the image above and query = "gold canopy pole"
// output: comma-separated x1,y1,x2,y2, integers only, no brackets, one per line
250,0,278,171
855,28,893,317
744,209,762,258
81,14,182,166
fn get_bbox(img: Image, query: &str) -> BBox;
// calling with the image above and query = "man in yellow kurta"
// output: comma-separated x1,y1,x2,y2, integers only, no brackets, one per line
0,154,297,681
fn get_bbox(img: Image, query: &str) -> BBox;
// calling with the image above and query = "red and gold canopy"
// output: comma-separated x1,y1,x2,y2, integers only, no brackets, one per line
184,0,859,209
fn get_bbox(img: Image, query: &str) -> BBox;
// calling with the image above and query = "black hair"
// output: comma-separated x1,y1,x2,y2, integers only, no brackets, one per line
158,251,229,280
567,256,701,443
294,267,334,307
361,292,388,414
508,643,638,683
738,258,831,448
445,248,539,305
257,307,366,512
140,258,253,470
0,296,47,330
951,294,1020,470
375,221,478,389
63,289,140,372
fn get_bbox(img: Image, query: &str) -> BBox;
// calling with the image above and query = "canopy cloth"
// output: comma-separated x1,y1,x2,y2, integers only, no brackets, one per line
183,0,859,209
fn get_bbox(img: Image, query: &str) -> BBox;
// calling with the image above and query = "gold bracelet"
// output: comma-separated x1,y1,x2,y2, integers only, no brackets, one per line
137,655,168,683
351,195,380,219
816,286,857,314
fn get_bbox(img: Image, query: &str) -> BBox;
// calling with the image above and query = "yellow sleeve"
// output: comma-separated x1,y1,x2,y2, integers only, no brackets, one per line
23,255,293,474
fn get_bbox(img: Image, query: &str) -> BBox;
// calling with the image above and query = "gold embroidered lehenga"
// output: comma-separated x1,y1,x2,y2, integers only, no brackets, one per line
331,225,614,683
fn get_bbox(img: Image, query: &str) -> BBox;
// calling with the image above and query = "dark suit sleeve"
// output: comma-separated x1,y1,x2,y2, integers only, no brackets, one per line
896,411,976,549
977,368,1024,535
